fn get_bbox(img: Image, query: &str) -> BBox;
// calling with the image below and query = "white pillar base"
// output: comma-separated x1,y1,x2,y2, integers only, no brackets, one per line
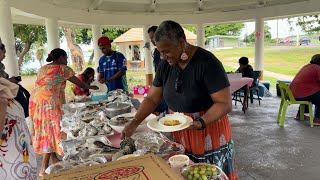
92,25,102,70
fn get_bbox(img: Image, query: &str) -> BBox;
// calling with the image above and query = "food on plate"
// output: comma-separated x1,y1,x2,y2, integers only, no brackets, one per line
109,116,131,126
181,163,220,180
163,119,181,126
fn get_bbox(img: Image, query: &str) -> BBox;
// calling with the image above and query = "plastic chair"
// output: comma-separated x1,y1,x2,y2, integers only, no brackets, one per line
276,81,314,127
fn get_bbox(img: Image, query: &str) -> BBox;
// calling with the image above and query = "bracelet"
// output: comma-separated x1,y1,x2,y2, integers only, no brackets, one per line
196,117,206,130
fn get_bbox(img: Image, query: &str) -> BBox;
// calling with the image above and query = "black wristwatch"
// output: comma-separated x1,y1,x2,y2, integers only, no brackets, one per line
196,117,206,130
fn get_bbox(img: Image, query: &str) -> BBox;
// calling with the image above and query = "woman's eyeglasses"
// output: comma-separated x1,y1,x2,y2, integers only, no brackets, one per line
175,70,182,93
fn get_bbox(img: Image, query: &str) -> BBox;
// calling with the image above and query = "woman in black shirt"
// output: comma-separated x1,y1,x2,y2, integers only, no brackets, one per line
122,20,238,179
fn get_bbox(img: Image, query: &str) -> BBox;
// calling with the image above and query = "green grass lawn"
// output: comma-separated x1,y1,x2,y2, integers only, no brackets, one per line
214,46,319,76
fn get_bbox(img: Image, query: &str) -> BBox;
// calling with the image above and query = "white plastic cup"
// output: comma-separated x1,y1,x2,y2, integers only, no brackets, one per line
168,155,190,172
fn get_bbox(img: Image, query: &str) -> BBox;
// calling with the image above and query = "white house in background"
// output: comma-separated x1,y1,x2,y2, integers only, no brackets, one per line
206,35,241,50
113,27,197,62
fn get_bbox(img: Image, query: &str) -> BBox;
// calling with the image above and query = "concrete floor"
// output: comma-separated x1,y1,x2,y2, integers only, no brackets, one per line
36,90,320,180
230,91,320,180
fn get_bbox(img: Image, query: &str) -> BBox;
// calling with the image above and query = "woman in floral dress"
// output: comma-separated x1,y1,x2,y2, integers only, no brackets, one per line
0,77,37,180
29,48,98,176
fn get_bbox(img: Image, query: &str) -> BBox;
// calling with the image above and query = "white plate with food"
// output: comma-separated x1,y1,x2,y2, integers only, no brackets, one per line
147,113,192,132
109,113,156,133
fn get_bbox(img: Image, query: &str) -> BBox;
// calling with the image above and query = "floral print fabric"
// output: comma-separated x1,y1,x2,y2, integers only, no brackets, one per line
29,65,75,155
0,100,37,180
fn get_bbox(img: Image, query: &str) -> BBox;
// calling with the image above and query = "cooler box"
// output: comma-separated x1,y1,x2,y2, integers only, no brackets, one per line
276,80,292,97
133,85,150,95
260,80,270,90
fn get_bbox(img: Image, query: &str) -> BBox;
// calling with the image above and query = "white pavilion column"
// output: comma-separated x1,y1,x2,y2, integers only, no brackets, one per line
45,18,60,52
139,45,144,61
143,25,153,86
131,45,135,60
254,17,264,79
0,0,19,76
92,25,102,69
197,24,205,48
125,45,130,60
119,45,126,55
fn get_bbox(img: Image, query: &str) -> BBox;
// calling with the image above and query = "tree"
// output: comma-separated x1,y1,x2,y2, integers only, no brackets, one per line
205,23,245,37
63,28,85,73
296,15,320,33
264,22,272,39
13,24,47,68
35,42,45,66
185,23,245,37
247,22,272,43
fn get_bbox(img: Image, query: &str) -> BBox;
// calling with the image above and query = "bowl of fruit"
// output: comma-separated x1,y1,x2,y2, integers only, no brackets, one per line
181,163,221,180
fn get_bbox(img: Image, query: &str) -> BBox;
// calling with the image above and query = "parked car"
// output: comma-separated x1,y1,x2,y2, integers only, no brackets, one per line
289,36,311,45
279,36,311,45
299,36,311,45
278,37,292,44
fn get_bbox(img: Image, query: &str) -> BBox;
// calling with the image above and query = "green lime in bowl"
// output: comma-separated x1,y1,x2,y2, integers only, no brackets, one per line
181,163,222,180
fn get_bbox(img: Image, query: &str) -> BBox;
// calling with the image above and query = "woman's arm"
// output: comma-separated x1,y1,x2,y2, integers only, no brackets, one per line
0,98,8,134
68,76,98,90
200,87,232,127
121,86,163,138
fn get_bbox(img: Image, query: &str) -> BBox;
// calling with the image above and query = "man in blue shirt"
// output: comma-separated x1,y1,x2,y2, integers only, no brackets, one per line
97,36,128,92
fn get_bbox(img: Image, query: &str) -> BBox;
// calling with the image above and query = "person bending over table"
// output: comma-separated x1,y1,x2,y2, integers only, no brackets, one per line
29,48,98,176
122,20,238,180
74,67,95,96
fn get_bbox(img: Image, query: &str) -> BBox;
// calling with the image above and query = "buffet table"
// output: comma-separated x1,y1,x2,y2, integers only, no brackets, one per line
56,90,229,180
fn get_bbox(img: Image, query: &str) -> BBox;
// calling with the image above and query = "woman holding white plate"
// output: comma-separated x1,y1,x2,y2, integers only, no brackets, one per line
122,20,237,180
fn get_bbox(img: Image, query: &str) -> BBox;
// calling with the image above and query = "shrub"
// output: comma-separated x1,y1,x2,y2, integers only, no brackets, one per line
21,68,37,76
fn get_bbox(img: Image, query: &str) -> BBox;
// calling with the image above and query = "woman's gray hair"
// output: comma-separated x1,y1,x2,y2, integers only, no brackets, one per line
310,54,320,65
154,20,186,44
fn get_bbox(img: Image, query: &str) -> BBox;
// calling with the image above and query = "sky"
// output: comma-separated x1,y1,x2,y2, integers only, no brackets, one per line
241,18,303,39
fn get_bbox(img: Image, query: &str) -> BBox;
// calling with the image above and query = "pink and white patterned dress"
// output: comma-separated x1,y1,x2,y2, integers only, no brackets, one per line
0,78,37,179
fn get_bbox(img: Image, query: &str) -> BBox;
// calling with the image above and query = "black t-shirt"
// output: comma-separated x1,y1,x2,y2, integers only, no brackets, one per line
153,48,161,72
153,47,230,113
237,65,254,78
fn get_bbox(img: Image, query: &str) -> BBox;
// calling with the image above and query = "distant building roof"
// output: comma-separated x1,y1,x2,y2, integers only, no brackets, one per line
114,28,197,45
